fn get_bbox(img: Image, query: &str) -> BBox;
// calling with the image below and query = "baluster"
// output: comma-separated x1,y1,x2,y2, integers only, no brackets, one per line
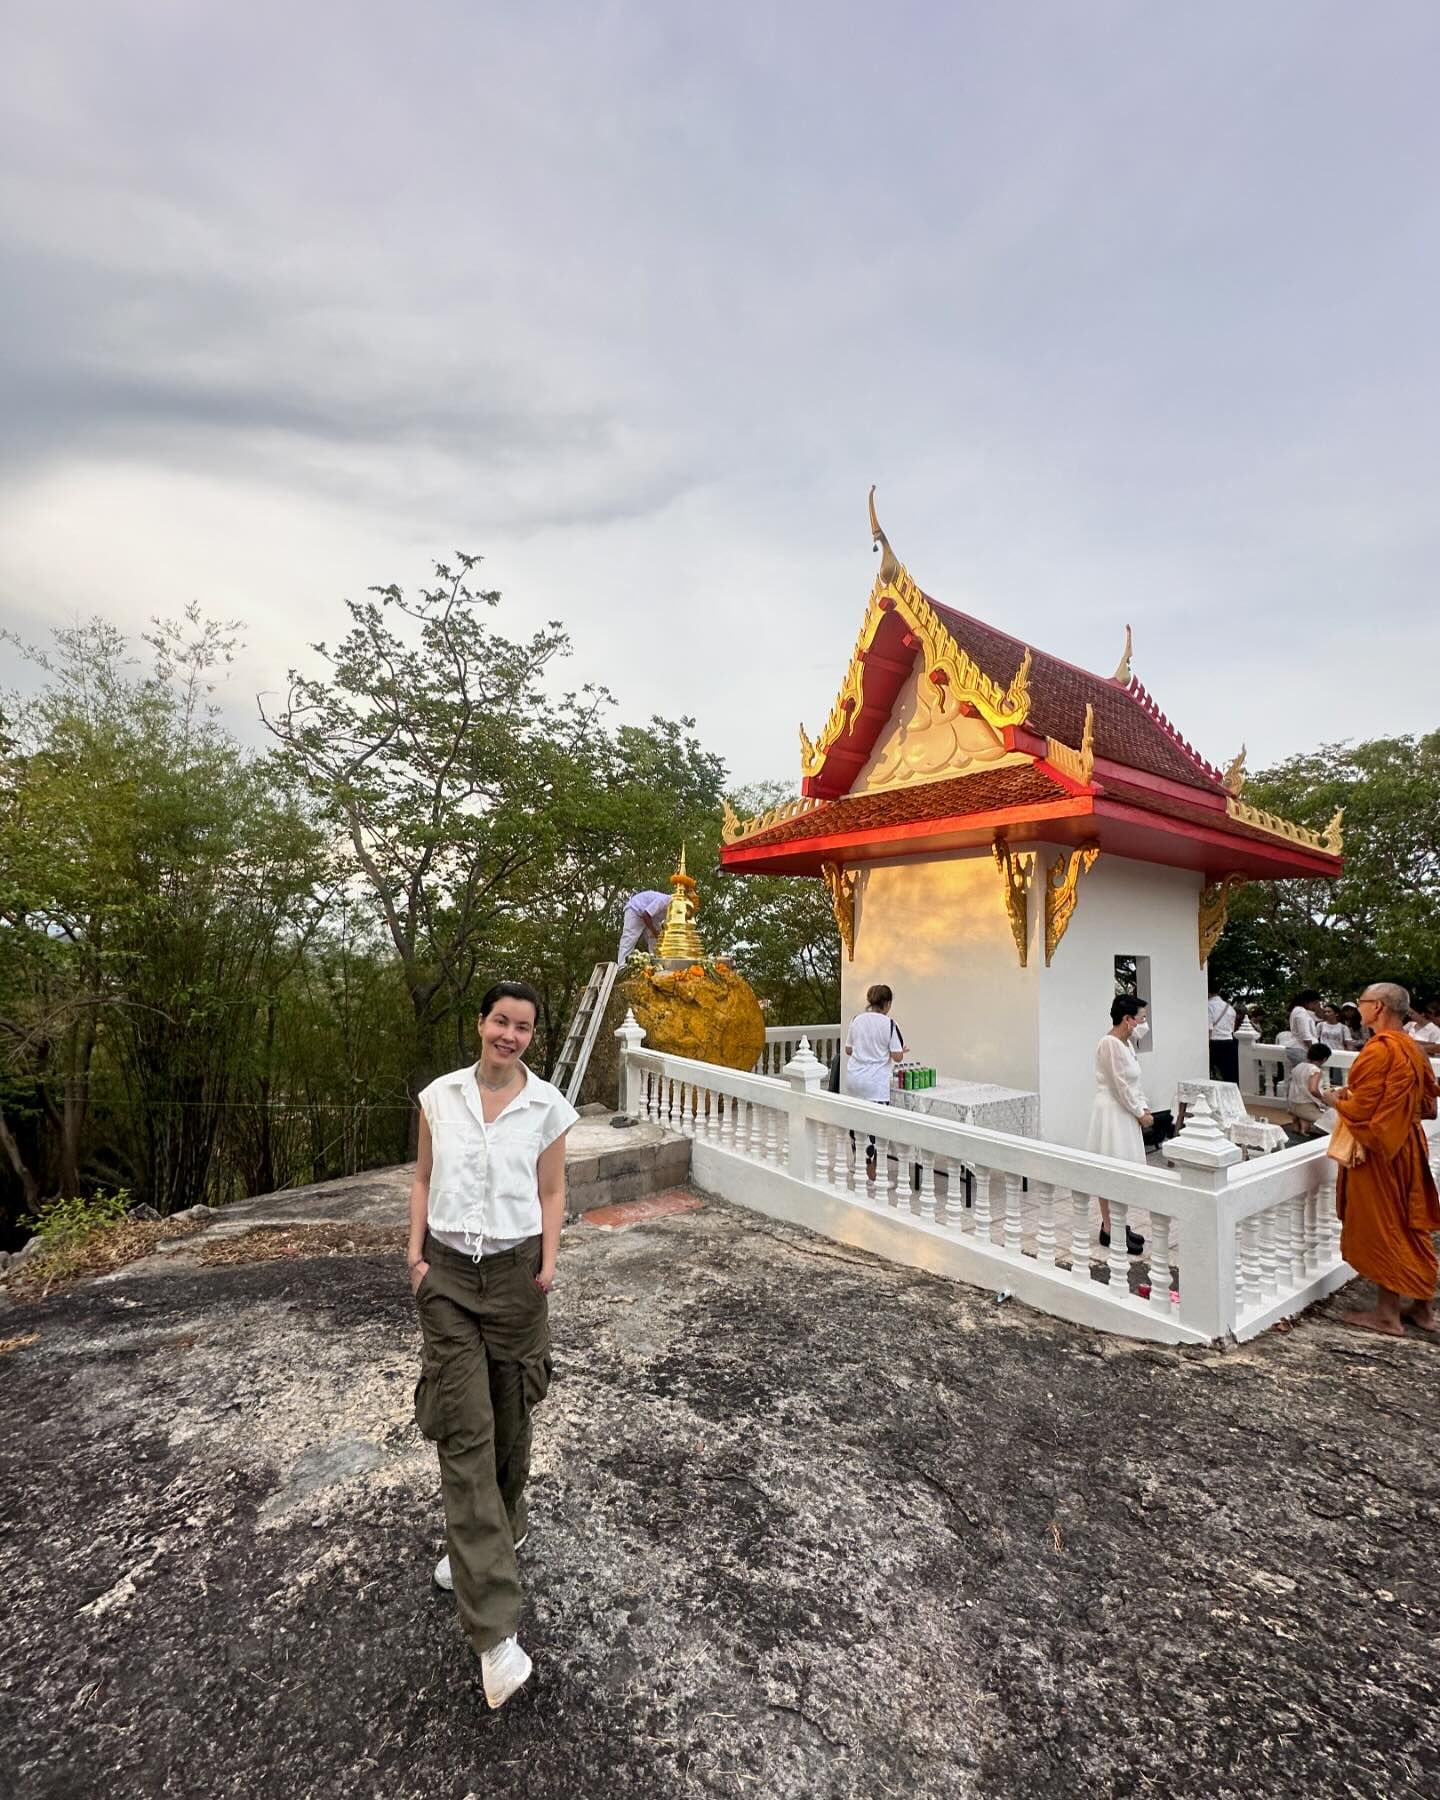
1272,1197,1292,1294
880,1136,897,1206
920,1151,937,1221
1070,1191,1091,1282
1106,1201,1131,1292
1238,1216,1262,1313
940,1158,963,1230
1257,1211,1278,1298
972,1165,993,1243
645,1072,658,1122
1148,1214,1173,1316
747,1101,763,1159
863,1132,879,1200
1291,1195,1309,1287
1316,1163,1341,1262
763,1107,778,1164
1302,1187,1321,1275
1003,1173,1023,1254
1035,1181,1055,1267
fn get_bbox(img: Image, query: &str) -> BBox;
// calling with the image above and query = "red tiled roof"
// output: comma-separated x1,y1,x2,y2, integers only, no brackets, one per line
929,601,1227,794
734,764,1073,852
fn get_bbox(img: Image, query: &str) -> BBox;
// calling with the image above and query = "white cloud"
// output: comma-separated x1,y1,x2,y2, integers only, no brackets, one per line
2,0,1437,788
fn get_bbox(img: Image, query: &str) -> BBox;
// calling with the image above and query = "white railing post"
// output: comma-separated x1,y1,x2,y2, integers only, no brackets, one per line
1167,1095,1243,1340
782,1037,825,1182
615,1009,647,1117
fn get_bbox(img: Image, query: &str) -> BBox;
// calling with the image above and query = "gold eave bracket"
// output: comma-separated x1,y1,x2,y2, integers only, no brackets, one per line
821,862,858,962
992,837,1035,968
1044,842,1100,966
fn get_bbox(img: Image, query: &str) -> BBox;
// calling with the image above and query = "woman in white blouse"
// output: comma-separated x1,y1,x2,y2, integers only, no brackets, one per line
406,980,578,1710
844,983,907,1177
1285,989,1323,1068
1085,995,1150,1256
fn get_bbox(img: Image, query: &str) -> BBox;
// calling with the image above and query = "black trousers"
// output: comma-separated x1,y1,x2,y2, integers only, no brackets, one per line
1208,1039,1240,1084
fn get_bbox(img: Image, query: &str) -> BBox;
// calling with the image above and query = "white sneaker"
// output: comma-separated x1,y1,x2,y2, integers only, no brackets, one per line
481,1635,532,1709
433,1531,528,1592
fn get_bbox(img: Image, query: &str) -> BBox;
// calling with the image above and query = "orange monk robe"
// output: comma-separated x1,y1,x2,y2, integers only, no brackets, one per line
1333,1030,1440,1300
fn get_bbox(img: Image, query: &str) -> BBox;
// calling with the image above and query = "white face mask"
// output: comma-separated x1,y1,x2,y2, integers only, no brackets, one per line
1133,1018,1150,1043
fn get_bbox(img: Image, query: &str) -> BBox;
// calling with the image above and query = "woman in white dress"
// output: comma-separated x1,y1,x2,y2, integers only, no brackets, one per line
1086,994,1151,1256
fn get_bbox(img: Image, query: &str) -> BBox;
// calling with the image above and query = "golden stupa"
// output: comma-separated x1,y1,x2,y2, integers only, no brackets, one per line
617,843,765,1073
655,844,704,965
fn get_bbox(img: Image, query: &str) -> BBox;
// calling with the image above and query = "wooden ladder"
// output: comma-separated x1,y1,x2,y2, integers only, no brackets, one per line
552,962,620,1105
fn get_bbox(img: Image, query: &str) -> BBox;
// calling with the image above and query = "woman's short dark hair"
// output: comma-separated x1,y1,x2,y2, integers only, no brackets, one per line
1110,995,1143,1025
1307,1043,1332,1063
866,984,893,1008
478,981,541,1021
1293,989,1322,1006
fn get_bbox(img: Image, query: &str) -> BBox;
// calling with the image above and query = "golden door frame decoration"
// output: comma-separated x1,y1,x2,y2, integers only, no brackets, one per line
1044,841,1100,966
992,838,1035,968
820,862,858,962
1198,875,1245,966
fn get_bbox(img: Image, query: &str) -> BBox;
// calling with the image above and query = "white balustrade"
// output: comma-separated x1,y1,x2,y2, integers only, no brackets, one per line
1239,1040,1357,1101
615,1023,1418,1346
758,1023,842,1076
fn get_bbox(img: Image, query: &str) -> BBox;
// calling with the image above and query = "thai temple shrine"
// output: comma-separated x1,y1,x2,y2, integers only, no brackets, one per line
720,493,1344,1147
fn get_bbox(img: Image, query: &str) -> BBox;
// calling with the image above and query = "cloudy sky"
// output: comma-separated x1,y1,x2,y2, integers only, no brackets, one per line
2,1,1437,786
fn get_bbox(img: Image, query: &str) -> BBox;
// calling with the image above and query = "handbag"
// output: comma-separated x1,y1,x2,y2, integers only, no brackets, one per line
1326,1119,1366,1169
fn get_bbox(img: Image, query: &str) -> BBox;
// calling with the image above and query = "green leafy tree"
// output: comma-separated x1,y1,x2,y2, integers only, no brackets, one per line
1,610,330,1220
700,782,841,1024
263,557,629,1096
1209,733,1440,1016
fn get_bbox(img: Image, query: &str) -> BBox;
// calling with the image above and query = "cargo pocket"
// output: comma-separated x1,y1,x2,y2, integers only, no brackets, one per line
520,1351,554,1411
413,1352,449,1442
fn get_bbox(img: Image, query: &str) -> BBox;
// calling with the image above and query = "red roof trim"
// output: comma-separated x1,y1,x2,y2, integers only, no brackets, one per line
722,795,1096,869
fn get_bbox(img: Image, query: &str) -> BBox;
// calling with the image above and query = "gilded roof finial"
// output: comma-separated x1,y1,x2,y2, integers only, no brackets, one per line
1112,624,1133,685
869,485,900,586
1223,745,1247,796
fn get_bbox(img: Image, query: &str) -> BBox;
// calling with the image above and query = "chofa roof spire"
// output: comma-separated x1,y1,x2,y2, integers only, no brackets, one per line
868,485,900,586
1111,623,1133,685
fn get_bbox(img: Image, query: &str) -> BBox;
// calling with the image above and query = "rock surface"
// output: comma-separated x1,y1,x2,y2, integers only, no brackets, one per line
1,1194,1436,1799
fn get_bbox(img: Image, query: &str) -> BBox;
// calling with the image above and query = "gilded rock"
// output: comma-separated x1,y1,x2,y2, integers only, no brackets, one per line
618,964,765,1074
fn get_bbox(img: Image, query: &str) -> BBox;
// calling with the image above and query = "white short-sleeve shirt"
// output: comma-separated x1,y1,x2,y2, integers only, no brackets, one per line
420,1064,578,1259
845,1010,901,1103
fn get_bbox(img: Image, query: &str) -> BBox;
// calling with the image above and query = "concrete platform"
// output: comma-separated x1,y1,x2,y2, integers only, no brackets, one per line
201,1116,690,1240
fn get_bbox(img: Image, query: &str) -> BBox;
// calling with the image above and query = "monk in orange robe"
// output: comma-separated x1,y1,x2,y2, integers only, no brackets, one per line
1331,982,1439,1337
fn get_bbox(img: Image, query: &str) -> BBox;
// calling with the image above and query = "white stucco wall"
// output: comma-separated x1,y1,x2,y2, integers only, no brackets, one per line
844,852,1041,1095
1033,850,1207,1149
841,846,1208,1147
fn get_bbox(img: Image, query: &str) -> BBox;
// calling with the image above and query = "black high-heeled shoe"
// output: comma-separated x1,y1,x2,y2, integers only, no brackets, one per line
1098,1226,1146,1255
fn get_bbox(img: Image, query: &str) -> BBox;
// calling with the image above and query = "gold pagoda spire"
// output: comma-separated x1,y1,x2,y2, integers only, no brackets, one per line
656,844,705,963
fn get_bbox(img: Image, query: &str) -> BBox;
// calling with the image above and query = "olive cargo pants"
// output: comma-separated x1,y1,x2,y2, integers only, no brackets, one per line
414,1233,553,1655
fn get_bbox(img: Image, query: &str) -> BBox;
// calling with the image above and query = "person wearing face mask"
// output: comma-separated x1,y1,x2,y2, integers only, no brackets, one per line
1085,995,1149,1257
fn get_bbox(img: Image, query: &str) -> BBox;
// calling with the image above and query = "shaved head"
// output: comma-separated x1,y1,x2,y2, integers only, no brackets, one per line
1361,982,1410,1019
